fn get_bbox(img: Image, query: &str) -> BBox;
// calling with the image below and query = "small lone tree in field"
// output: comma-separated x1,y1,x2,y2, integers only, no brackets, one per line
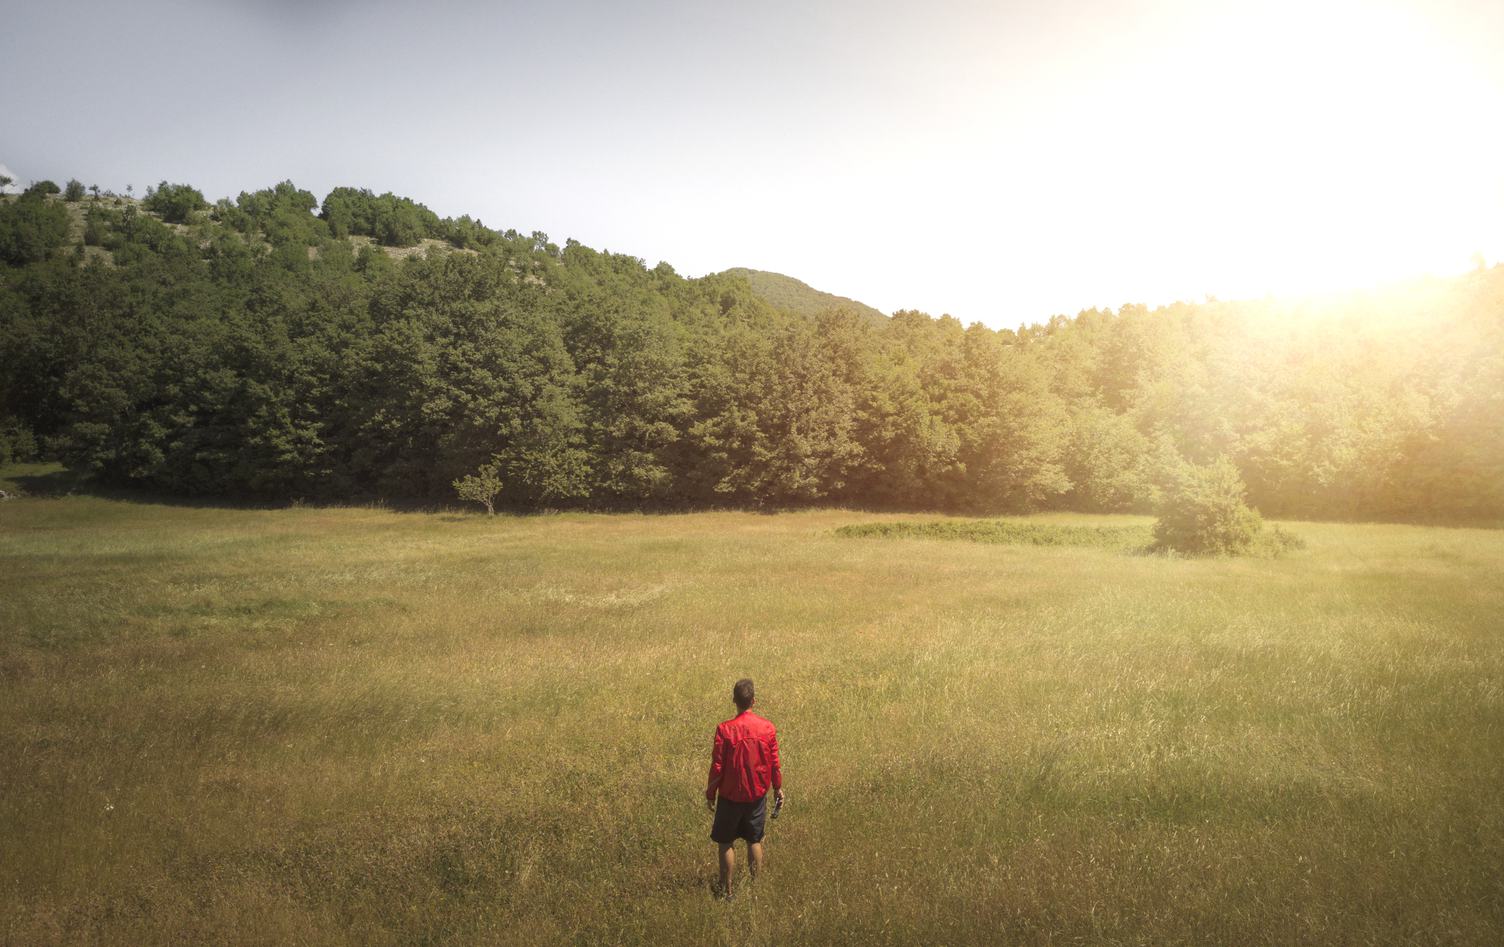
63,179,86,202
1152,457,1263,555
454,462,504,515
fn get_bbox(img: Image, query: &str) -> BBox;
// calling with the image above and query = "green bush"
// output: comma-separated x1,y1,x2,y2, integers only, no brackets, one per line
82,208,107,246
63,179,86,202
1152,457,1264,555
143,181,207,224
1252,524,1307,557
320,186,442,246
0,191,71,264
236,181,325,246
0,417,39,465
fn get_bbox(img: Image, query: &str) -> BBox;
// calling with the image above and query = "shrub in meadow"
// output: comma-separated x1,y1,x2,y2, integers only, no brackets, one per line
1152,457,1264,555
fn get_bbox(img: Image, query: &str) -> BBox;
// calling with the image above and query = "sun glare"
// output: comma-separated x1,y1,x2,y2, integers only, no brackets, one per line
898,0,1504,323
1164,0,1504,300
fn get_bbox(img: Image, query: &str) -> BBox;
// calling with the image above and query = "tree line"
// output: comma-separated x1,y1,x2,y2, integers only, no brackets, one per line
1,177,1500,519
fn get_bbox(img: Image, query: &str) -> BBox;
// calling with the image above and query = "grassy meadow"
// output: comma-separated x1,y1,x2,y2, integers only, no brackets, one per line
2,463,1502,944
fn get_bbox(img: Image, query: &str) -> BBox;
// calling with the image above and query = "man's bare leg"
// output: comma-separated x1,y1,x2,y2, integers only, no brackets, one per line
748,841,764,880
718,843,735,898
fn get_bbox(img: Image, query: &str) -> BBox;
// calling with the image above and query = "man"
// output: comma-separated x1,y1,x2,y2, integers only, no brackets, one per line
705,678,784,900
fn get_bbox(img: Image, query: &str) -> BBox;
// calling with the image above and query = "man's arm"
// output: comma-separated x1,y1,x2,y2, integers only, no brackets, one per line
705,726,726,808
770,729,784,802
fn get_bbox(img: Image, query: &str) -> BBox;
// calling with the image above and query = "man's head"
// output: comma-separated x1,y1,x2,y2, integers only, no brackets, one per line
732,678,755,711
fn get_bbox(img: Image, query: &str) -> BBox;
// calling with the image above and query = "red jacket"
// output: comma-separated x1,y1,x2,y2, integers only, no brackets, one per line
706,710,782,803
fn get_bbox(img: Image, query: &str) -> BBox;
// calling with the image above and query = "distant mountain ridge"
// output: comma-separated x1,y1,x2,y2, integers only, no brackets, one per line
721,267,887,324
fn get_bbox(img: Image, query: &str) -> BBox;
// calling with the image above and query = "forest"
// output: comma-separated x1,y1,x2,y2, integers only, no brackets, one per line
1,177,1500,519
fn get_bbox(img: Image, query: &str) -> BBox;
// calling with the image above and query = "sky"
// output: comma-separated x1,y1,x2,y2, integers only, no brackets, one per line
3,0,1503,328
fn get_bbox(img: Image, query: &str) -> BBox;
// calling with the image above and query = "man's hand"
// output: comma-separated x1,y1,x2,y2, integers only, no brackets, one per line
705,795,716,813
775,788,786,806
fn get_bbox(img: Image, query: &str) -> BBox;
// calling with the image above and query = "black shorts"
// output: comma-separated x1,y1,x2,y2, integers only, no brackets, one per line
711,794,768,844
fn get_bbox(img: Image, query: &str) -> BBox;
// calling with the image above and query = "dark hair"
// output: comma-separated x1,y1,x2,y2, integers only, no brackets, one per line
732,678,755,710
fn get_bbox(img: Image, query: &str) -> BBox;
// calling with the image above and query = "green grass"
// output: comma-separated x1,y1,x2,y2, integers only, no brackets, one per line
836,517,1154,550
836,516,1307,558
2,468,1502,944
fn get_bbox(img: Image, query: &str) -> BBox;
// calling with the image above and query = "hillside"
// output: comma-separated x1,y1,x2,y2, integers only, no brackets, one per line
1,191,883,323
720,267,887,324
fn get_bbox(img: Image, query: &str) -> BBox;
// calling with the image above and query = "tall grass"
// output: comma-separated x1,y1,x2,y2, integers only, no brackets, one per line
2,473,1501,944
